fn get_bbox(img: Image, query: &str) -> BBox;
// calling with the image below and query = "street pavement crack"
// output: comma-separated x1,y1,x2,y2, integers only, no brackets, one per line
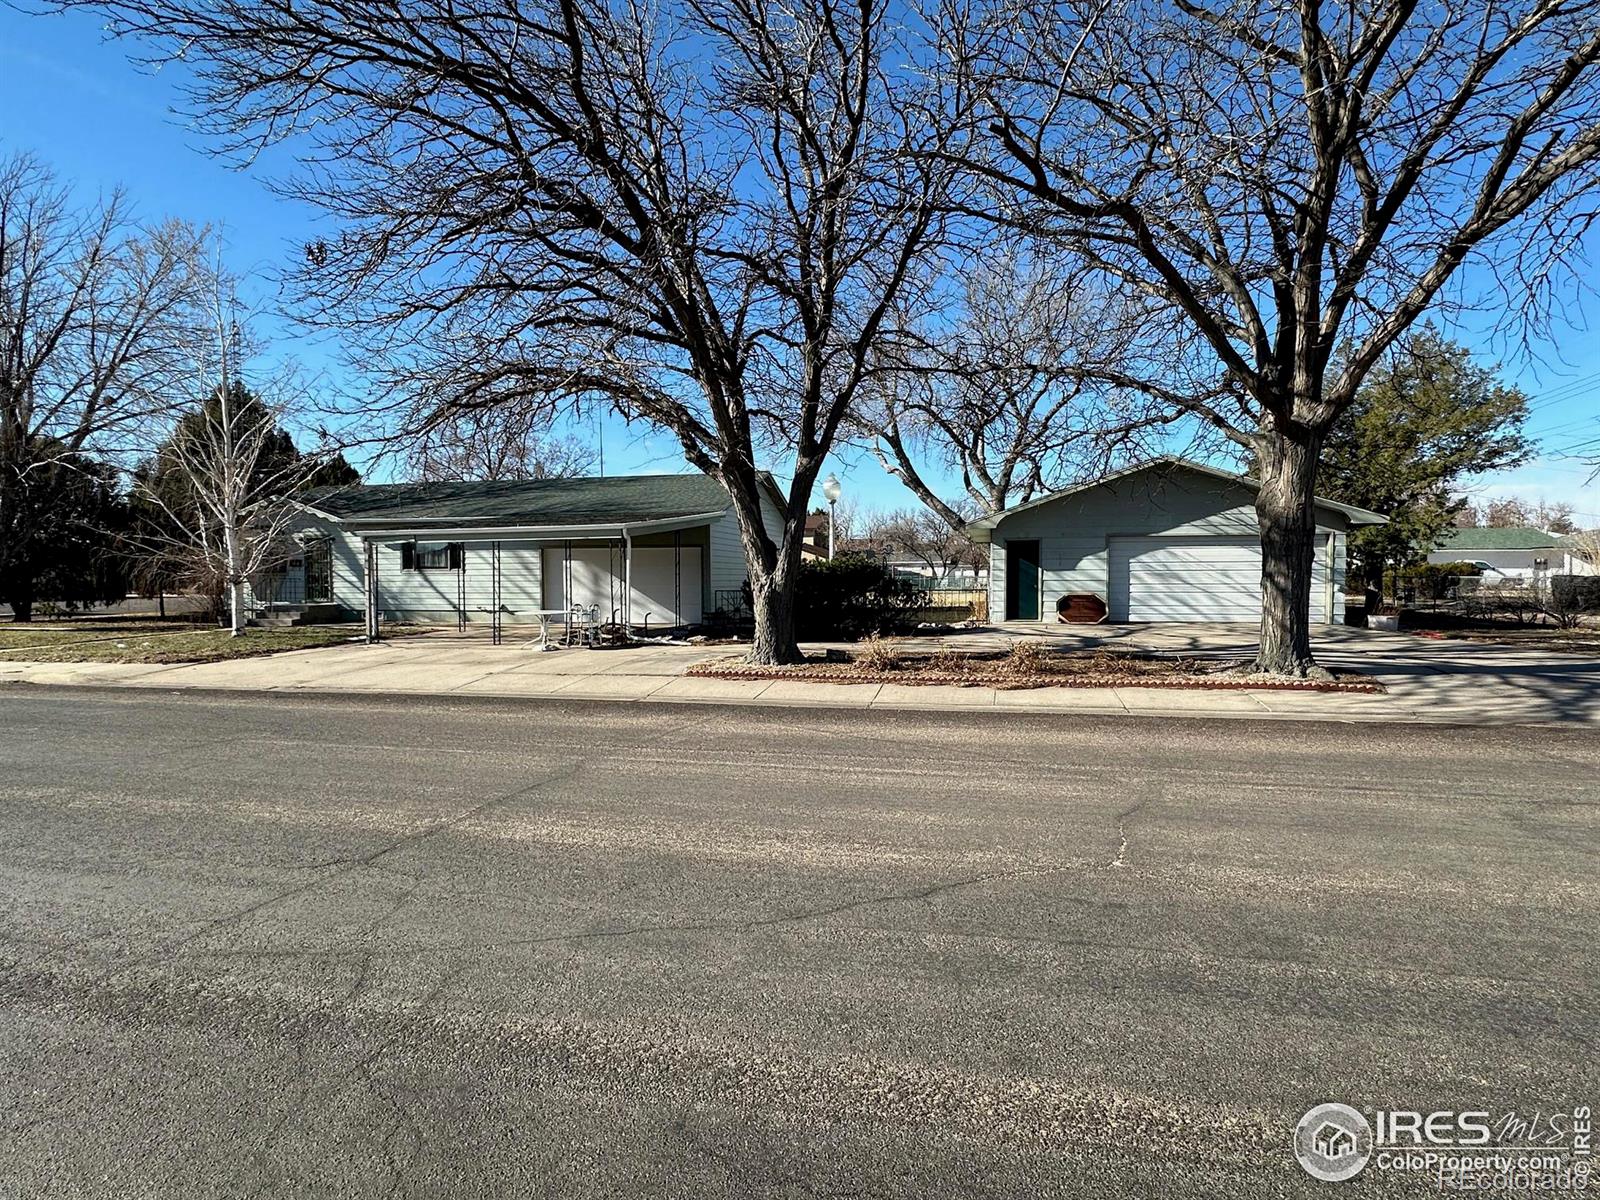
1106,789,1158,869
67,760,587,991
386,857,1098,955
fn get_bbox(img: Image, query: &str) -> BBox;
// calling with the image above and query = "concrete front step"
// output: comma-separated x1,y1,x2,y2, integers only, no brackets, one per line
249,602,346,628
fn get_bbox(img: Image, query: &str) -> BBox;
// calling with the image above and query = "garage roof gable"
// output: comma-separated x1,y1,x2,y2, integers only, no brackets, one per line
963,456,1387,542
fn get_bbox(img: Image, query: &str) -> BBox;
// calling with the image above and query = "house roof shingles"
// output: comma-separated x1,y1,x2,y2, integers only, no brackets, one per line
302,473,739,528
1434,526,1564,551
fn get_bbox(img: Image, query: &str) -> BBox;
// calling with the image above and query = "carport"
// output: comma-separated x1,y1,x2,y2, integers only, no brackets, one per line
355,512,723,644
283,473,785,641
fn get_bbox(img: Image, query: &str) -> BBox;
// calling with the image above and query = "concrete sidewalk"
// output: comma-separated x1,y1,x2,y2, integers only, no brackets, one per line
3,624,1598,726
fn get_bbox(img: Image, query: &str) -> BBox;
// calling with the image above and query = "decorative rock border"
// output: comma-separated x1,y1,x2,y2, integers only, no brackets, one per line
687,660,1385,694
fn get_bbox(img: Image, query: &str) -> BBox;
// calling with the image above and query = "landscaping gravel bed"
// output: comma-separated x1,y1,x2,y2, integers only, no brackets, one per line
688,646,1384,693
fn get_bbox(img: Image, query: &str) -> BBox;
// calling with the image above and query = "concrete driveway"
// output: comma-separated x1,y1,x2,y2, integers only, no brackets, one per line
2,622,1597,725
962,622,1600,725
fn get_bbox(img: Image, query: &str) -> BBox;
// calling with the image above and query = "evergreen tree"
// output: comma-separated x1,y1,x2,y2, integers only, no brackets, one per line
0,446,132,620
1319,327,1531,591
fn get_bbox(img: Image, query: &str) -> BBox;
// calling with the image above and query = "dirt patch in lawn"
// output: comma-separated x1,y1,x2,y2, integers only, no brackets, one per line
689,642,1384,693
1409,626,1600,653
0,623,372,664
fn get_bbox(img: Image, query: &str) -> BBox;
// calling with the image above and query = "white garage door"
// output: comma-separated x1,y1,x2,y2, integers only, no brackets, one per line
543,547,626,617
628,546,702,627
542,545,703,626
1108,536,1328,623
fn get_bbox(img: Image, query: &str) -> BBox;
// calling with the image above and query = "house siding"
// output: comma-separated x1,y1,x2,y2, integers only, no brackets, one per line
706,486,787,612
986,471,1352,623
291,513,740,625
285,473,790,625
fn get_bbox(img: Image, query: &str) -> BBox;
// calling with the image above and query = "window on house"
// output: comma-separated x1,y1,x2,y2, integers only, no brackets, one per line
400,542,463,571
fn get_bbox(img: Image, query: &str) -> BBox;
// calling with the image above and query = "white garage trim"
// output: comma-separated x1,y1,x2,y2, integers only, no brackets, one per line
1108,536,1331,623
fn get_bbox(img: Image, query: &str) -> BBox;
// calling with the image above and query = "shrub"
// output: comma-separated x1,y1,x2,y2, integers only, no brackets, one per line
1001,641,1048,676
1400,560,1481,601
1548,575,1600,627
795,552,923,640
853,635,902,672
927,644,974,674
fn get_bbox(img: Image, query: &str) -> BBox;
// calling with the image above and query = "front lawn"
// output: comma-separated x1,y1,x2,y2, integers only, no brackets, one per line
0,621,369,664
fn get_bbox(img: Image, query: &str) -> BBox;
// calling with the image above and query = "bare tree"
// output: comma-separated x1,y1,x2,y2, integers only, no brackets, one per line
1470,496,1580,533
63,0,955,663
1564,527,1600,571
936,0,1600,674
0,152,208,620
131,276,339,635
858,251,1181,526
876,506,982,576
406,409,598,483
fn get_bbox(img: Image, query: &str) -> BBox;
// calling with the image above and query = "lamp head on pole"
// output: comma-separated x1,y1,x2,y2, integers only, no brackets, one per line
822,473,842,505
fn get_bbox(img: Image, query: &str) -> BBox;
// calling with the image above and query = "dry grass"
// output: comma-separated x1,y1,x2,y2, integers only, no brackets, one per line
926,644,975,675
853,636,903,672
0,623,370,664
0,619,199,650
1000,641,1047,677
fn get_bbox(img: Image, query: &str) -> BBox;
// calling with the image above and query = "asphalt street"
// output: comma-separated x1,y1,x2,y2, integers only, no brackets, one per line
0,688,1595,1198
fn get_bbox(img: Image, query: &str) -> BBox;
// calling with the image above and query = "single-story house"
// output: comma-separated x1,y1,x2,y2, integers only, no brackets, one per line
1426,526,1597,577
964,457,1387,624
277,473,785,635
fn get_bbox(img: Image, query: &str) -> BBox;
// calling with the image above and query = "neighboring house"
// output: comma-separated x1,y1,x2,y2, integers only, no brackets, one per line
1426,527,1597,577
1562,534,1600,576
799,512,829,562
964,457,1387,624
275,473,786,631
884,559,987,588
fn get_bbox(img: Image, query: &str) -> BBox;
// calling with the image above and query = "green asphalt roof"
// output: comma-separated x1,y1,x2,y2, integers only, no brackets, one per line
302,473,740,527
1434,526,1563,551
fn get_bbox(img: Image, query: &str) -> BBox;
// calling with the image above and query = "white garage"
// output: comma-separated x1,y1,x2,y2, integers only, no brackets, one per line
965,457,1386,625
1107,535,1333,623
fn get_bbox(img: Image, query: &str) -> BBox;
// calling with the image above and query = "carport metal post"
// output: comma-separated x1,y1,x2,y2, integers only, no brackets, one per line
363,539,381,644
491,541,502,646
622,527,633,627
1325,531,1336,624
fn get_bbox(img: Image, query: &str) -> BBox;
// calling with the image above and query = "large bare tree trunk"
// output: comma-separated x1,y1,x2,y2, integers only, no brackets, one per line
1254,427,1324,678
749,566,801,664
725,481,804,665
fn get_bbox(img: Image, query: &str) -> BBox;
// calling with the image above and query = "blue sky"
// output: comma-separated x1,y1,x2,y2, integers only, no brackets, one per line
3,6,1598,523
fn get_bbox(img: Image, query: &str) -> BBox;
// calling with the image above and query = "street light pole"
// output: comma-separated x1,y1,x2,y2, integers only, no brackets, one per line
822,473,842,559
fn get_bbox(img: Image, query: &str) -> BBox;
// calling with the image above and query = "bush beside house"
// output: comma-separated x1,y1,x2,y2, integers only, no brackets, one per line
795,553,924,641
1549,576,1600,626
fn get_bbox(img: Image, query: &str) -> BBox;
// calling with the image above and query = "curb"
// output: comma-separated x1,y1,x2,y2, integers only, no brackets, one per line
686,665,1385,694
